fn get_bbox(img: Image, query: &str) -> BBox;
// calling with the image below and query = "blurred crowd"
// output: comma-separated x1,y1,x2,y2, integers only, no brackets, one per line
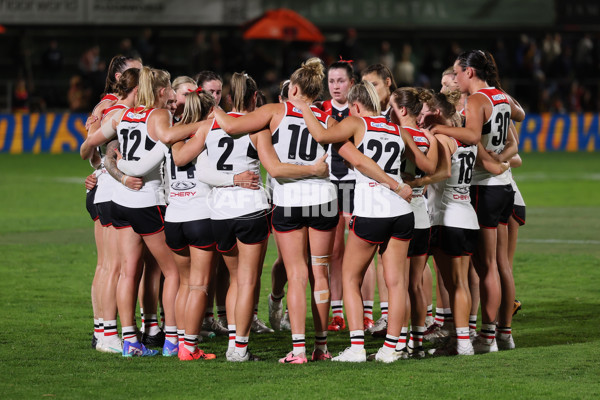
7,28,600,114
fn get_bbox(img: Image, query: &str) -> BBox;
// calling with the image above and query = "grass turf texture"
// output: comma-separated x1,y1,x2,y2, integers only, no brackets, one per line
0,153,599,399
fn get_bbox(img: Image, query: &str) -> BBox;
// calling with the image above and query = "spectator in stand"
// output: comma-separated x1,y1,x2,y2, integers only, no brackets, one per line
67,75,91,112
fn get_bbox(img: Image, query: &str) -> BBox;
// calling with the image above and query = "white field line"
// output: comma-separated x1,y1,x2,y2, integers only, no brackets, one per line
518,238,600,245
51,177,85,184
513,172,600,181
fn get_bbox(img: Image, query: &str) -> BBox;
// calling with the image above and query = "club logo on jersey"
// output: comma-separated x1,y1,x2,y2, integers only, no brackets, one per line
171,181,196,191
453,187,469,194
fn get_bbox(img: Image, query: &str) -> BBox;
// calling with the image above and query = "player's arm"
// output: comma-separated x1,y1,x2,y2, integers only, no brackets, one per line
171,126,209,167
476,142,510,175
401,128,438,175
149,109,206,145
104,139,143,190
404,134,453,187
291,100,355,144
213,104,280,135
117,141,168,177
335,140,412,202
430,93,486,145
255,129,329,179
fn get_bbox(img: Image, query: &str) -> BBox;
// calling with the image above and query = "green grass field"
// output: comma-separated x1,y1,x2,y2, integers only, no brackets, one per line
1,153,599,399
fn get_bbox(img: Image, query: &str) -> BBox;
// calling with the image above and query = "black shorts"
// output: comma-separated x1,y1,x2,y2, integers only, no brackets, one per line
430,225,478,257
96,201,114,227
165,219,216,251
86,187,99,222
111,203,166,236
349,214,414,254
272,201,339,233
407,227,431,258
512,205,526,226
332,180,355,215
470,184,514,228
211,210,270,253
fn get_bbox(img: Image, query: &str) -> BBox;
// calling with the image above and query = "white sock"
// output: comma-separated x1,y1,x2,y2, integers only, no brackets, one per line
292,334,306,356
234,335,248,356
331,300,344,318
228,325,236,349
165,325,178,345
396,327,408,351
145,314,160,336
380,302,389,319
122,326,138,344
363,301,374,319
350,330,365,351
184,334,198,352
383,334,398,354
480,323,496,344
456,327,471,349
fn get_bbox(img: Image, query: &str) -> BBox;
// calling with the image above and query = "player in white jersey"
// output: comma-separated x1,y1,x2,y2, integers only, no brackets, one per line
360,64,398,336
80,55,142,350
173,72,328,362
410,91,506,355
213,60,404,364
116,87,220,361
80,68,141,353
98,67,208,357
430,50,525,353
193,71,232,334
390,87,438,357
293,80,437,363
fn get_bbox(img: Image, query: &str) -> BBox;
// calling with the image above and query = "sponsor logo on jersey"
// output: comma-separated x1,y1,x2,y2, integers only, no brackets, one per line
413,136,429,145
370,121,395,130
171,181,196,190
170,191,197,197
292,107,302,114
492,94,507,101
126,111,147,120
453,187,470,195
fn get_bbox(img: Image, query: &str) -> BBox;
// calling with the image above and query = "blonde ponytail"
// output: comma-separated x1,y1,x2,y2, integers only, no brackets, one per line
290,57,325,100
136,66,171,111
348,80,381,115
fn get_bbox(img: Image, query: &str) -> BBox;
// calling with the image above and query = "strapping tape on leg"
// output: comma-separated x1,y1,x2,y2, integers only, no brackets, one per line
314,289,330,304
188,285,209,295
311,255,331,268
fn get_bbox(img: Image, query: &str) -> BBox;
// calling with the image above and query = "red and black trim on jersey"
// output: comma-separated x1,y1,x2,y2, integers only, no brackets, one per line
102,104,128,118
210,112,242,132
403,126,430,149
321,99,351,123
476,88,509,107
476,87,509,136
101,94,119,102
284,102,329,124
